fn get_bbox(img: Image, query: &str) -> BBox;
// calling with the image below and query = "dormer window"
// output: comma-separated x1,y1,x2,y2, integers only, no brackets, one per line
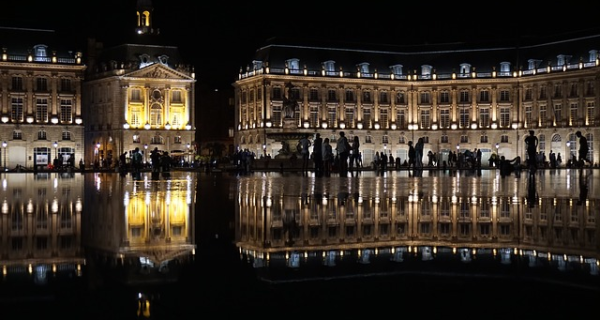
421,65,432,79
499,62,511,75
139,53,152,68
33,44,48,61
589,50,598,63
286,58,300,74
357,62,370,77
252,60,263,71
459,63,471,77
323,60,336,76
527,59,542,70
158,55,169,65
557,54,572,67
390,64,403,77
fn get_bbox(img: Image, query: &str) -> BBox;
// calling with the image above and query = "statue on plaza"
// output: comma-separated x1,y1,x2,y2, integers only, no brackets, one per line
282,82,298,119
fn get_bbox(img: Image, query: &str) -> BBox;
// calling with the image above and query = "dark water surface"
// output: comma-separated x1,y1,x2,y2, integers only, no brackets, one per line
0,169,599,319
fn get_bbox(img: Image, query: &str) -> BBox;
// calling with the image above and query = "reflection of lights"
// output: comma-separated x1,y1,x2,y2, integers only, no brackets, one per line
51,199,59,213
27,200,34,213
76,199,82,211
1,200,8,214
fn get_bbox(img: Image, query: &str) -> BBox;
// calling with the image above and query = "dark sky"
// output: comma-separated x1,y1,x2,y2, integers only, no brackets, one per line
2,1,599,90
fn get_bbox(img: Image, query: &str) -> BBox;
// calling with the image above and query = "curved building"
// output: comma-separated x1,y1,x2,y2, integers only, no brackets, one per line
233,32,599,167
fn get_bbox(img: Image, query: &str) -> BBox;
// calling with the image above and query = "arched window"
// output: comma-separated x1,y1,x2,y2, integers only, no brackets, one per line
150,103,163,127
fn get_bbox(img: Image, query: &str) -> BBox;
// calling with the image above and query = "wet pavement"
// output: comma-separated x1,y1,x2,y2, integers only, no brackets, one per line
0,168,599,319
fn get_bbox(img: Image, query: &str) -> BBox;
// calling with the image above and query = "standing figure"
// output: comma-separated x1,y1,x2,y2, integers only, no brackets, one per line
408,141,416,169
525,130,538,170
415,138,424,168
576,131,592,167
335,131,350,175
351,136,360,170
298,134,311,173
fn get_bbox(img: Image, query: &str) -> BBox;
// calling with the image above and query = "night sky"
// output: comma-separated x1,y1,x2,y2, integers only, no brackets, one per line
2,1,599,90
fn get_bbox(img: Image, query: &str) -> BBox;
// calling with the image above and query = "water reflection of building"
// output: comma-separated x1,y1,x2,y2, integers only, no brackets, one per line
0,172,196,291
235,174,599,283
83,172,196,285
0,173,84,285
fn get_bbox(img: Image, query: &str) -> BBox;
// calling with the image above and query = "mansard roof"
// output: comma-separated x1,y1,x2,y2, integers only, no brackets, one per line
246,29,600,77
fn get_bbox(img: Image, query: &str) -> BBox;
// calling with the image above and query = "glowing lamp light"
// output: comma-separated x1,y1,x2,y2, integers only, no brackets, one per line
0,116,8,123
321,122,328,129
339,122,345,129
26,116,34,123
491,123,498,129
390,123,397,130
511,123,519,129
123,122,130,129
51,117,59,124
374,123,380,130
451,124,458,130
165,122,171,130
303,121,310,129
431,124,438,130
471,123,478,129
357,122,363,129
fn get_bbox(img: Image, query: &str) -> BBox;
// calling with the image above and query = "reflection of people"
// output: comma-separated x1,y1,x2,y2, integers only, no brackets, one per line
313,133,323,176
527,174,537,208
525,130,538,170
577,170,589,205
576,131,592,167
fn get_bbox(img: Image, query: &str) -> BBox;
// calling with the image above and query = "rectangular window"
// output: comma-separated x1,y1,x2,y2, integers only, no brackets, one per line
309,88,319,101
11,97,24,122
345,106,354,126
327,106,336,127
327,89,336,101
440,109,450,129
539,105,547,126
501,134,509,143
539,86,546,99
36,78,48,91
131,88,142,101
273,87,282,100
396,92,405,104
131,106,141,126
60,78,71,92
272,105,281,126
460,135,469,143
525,106,532,126
362,91,371,103
570,103,578,124
479,108,490,128
344,90,354,102
379,91,388,104
459,108,469,128
439,91,450,104
480,135,488,143
525,88,532,100
379,108,388,128
60,99,73,123
500,90,510,102
396,108,406,130
500,107,510,128
12,77,23,90
36,98,49,123
587,102,595,125
172,90,182,103
420,92,430,104
363,108,371,127
479,90,489,102
420,109,430,128
459,91,469,103
441,135,449,143
554,104,562,122
310,106,319,128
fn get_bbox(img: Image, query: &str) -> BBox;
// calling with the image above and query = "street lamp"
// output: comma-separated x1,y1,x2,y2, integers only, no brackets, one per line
53,141,58,159
2,141,6,170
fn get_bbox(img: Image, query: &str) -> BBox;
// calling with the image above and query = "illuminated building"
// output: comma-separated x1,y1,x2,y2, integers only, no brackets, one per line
234,34,599,166
0,27,85,169
83,0,196,168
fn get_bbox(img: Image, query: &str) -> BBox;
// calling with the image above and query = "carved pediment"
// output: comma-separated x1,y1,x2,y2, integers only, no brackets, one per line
124,64,192,80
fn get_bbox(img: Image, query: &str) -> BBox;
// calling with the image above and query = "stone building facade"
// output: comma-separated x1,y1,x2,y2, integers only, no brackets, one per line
234,35,599,167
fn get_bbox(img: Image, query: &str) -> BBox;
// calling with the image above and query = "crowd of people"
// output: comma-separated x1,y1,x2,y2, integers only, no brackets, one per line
234,129,593,176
